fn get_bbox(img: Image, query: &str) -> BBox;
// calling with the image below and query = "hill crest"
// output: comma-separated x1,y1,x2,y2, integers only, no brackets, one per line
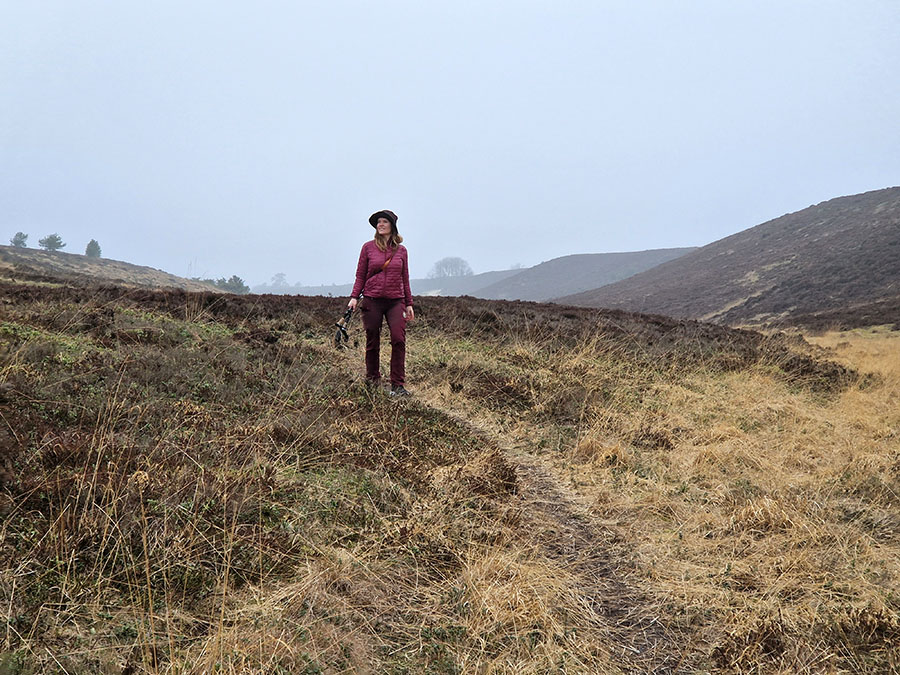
557,186,900,327
0,245,219,292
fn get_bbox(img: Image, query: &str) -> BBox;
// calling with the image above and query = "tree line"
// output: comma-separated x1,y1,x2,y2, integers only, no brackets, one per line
9,232,102,258
191,276,250,294
9,231,249,294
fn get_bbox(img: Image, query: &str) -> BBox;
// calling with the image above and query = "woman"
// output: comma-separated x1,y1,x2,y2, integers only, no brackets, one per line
349,209,414,396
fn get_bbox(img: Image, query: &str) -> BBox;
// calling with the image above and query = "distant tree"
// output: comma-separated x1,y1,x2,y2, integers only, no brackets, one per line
428,256,473,278
217,275,250,294
85,239,102,258
192,275,250,294
193,277,219,290
38,233,66,251
10,232,28,248
271,272,288,288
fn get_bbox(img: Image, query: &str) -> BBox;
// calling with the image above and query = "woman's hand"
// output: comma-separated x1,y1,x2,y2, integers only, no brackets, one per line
348,298,358,311
404,306,415,322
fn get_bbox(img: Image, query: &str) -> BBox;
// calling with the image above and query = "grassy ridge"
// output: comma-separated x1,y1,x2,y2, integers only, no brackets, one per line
1,285,898,673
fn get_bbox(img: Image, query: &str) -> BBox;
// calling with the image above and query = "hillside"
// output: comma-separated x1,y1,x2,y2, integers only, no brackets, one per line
478,248,695,301
558,187,900,328
0,245,218,292
3,272,898,672
413,269,521,296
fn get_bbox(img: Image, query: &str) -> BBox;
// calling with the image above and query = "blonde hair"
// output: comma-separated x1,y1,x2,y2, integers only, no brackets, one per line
374,231,403,252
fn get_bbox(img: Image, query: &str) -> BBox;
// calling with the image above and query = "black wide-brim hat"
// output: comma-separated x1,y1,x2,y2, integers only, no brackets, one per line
369,210,398,229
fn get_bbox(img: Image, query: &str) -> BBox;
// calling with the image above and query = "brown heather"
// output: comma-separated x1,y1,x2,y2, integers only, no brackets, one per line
559,186,900,330
1,281,898,673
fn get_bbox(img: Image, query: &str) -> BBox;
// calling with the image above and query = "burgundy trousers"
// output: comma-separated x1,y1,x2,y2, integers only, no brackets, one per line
360,297,406,386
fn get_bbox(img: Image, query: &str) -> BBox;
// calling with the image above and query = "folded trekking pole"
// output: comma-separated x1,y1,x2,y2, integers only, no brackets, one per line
334,306,354,349
334,295,362,349
335,255,389,349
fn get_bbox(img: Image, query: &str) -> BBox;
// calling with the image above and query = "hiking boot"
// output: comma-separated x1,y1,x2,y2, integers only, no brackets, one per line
365,378,383,392
390,385,411,398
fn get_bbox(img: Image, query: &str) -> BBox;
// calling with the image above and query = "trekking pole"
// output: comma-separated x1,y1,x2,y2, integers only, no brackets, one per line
334,306,353,348
334,294,363,349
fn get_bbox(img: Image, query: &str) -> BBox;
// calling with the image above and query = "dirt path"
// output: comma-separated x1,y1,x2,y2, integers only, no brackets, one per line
415,385,690,674
512,450,686,673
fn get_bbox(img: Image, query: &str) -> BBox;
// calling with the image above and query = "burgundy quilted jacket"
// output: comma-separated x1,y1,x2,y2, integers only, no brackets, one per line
351,240,413,307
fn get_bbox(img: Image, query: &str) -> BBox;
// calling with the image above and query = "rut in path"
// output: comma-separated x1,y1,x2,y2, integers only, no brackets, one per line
418,389,691,674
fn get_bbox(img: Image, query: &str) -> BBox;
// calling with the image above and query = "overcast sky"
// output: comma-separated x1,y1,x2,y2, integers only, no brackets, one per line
2,1,898,287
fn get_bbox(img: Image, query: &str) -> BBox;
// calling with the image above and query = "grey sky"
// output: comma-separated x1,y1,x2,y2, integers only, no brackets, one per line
2,1,898,287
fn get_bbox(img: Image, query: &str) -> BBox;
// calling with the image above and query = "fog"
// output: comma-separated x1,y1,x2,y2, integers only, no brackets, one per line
2,1,898,287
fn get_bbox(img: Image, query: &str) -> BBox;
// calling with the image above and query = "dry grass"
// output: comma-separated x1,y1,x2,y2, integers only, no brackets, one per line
0,289,626,673
2,286,898,673
552,329,900,673
409,315,899,672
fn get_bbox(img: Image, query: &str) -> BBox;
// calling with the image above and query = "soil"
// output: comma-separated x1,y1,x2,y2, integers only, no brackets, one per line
513,452,688,673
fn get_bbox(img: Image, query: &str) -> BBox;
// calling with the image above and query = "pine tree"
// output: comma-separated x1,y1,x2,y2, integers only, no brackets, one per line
217,275,250,294
10,232,28,248
85,239,102,258
38,233,66,251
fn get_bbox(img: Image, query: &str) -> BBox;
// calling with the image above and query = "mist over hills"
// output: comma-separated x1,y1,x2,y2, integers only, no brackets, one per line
476,248,695,301
558,187,900,327
254,248,696,301
256,269,522,299
3,239,692,307
7,186,897,332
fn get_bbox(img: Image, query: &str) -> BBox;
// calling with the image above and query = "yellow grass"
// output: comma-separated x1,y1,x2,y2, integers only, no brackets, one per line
555,329,900,671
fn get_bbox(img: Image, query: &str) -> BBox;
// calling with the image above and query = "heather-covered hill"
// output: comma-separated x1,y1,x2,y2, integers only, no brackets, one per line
558,187,900,328
0,244,218,292
476,248,695,302
2,275,898,673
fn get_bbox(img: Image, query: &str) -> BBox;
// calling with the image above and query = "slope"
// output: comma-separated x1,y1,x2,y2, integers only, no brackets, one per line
0,245,219,292
558,187,900,327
